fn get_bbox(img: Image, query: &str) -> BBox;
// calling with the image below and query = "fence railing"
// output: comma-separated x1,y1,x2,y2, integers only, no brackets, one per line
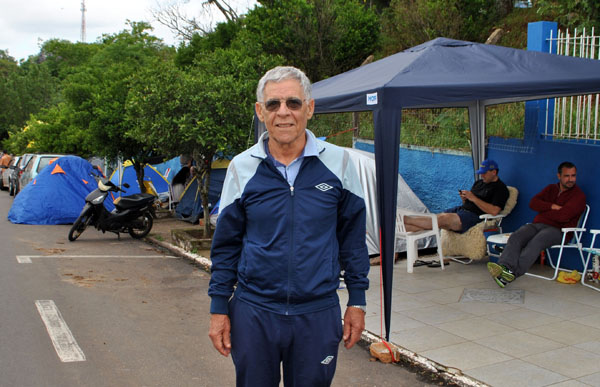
546,28,600,142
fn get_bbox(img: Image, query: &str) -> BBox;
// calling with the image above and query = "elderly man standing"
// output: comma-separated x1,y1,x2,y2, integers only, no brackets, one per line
488,161,586,287
404,159,509,234
208,66,369,386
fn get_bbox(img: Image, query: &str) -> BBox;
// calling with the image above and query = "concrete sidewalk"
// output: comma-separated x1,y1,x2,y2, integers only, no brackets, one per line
148,216,600,387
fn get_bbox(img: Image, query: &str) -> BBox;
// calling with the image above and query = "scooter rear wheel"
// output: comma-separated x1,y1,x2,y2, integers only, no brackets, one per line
68,211,92,241
129,212,153,239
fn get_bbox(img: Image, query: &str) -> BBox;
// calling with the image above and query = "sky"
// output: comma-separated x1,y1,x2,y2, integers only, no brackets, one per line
0,0,257,62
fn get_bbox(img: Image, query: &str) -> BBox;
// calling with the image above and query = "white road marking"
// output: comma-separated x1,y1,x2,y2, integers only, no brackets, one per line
17,255,177,263
35,300,86,362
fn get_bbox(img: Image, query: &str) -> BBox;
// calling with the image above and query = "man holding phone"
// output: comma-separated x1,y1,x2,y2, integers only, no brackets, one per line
404,159,509,233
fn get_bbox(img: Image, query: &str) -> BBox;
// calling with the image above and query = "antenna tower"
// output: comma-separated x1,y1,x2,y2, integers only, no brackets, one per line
80,0,86,43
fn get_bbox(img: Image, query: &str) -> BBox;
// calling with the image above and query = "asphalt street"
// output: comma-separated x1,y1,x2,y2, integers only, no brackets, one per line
0,191,440,386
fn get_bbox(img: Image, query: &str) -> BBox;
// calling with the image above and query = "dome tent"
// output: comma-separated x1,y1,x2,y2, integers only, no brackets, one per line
8,156,107,225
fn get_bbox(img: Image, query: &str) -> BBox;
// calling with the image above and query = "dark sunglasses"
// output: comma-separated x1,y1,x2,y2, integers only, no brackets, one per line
261,98,305,112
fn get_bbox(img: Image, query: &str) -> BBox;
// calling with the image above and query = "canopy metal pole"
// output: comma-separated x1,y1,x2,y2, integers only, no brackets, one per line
468,101,486,180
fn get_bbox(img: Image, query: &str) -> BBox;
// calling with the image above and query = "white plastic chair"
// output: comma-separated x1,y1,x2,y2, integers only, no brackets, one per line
581,229,600,292
396,209,443,273
526,204,590,281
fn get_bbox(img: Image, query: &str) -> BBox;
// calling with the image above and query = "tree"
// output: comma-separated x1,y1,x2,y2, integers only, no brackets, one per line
36,39,101,80
126,48,280,236
152,0,243,41
240,0,380,81
62,22,174,188
0,58,60,142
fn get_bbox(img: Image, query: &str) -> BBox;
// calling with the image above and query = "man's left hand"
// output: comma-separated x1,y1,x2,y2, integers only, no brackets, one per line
343,307,365,349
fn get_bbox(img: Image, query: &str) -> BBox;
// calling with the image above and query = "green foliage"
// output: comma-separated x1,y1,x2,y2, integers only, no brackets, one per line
0,61,60,141
400,108,471,150
309,112,357,147
0,50,18,77
175,19,243,67
311,104,524,151
62,22,173,161
36,39,101,80
486,102,525,139
496,7,547,49
240,0,380,81
536,0,600,31
380,0,506,55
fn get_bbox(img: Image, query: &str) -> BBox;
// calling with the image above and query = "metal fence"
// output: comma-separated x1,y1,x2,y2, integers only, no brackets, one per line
546,28,600,141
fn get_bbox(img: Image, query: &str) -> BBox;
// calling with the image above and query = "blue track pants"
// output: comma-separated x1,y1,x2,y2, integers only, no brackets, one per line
229,296,342,387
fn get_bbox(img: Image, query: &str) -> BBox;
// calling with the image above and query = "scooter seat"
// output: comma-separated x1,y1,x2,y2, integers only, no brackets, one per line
116,193,155,210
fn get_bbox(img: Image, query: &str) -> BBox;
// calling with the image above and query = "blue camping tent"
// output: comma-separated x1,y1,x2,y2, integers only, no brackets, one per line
109,161,170,197
175,160,228,223
152,156,184,183
8,156,109,225
304,37,600,340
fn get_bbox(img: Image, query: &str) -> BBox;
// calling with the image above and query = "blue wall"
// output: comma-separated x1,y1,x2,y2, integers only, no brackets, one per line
488,137,599,271
355,141,473,213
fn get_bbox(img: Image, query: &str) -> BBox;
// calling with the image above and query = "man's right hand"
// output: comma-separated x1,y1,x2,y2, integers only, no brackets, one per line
208,314,232,357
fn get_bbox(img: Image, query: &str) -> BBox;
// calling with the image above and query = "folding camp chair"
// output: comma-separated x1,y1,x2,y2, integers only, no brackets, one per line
581,229,600,292
526,204,590,281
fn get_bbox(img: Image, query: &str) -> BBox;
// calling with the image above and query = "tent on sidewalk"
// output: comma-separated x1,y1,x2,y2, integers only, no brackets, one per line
152,156,186,183
109,161,170,199
8,156,107,225
309,36,600,341
174,159,229,223
347,148,433,255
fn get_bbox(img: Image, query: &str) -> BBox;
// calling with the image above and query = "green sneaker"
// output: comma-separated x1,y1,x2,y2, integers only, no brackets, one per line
487,262,515,282
487,262,503,277
493,276,508,288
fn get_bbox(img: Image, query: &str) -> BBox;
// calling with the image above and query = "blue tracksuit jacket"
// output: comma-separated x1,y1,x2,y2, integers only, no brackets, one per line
208,130,369,316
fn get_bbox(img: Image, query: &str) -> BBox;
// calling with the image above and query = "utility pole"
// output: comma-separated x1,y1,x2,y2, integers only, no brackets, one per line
80,0,86,43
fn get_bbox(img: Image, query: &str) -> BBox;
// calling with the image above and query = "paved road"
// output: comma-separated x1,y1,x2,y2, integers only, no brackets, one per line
0,192,439,386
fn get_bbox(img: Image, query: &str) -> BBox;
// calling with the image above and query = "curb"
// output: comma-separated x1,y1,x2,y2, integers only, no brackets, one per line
146,235,488,387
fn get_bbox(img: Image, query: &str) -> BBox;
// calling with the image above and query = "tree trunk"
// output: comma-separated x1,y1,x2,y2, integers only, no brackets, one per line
201,168,212,237
193,150,214,238
133,161,147,194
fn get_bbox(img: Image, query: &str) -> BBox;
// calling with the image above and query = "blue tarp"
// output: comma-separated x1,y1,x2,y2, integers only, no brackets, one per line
8,156,107,225
309,37,600,341
152,156,184,183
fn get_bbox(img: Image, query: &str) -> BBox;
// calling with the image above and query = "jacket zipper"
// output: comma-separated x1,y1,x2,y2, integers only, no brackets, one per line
286,184,294,315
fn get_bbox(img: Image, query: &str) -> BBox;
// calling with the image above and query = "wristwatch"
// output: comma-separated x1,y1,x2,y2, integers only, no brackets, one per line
348,305,366,314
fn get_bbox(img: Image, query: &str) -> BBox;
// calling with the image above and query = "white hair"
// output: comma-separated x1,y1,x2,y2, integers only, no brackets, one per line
256,66,312,102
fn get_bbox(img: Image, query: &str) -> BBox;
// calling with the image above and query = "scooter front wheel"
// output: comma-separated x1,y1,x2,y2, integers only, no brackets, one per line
68,211,93,241
129,212,153,239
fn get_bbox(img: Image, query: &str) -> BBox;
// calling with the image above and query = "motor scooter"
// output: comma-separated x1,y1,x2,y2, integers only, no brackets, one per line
68,177,155,241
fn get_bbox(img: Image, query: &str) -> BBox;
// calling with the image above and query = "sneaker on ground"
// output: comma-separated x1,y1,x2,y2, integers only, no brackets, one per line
494,276,508,288
487,262,515,282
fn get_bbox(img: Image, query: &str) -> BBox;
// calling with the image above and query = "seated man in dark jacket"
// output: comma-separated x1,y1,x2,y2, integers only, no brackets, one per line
404,159,509,233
